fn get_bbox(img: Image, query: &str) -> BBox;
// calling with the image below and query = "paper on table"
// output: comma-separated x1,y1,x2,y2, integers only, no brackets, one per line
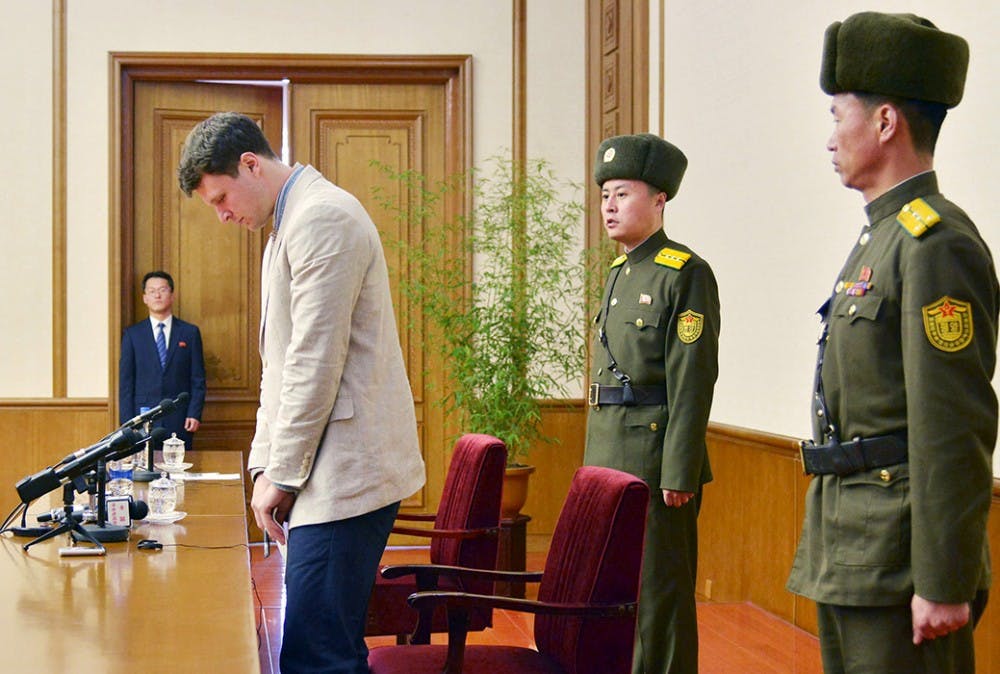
169,472,241,481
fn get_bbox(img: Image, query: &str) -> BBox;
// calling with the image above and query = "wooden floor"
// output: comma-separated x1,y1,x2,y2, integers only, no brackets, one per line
250,544,822,674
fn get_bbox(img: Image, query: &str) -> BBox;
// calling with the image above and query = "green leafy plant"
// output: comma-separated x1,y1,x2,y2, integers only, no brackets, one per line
373,154,588,466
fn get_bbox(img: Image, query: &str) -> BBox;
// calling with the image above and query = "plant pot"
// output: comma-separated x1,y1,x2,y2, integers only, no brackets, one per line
501,464,536,520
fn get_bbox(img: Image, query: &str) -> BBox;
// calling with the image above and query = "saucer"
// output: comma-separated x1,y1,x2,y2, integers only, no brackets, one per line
144,510,186,525
154,462,193,472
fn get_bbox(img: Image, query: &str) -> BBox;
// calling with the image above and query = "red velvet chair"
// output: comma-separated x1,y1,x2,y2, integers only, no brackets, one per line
365,433,507,644
368,465,649,674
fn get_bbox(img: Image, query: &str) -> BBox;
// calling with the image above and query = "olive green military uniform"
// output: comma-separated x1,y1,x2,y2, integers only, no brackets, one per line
786,13,997,672
786,173,998,671
585,226,720,674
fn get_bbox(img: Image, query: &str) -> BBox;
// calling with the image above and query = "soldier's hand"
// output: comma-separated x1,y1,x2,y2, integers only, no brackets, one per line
662,489,694,508
911,594,969,645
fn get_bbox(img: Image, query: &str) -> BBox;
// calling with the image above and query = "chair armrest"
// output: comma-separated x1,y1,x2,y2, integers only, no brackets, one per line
381,563,543,585
408,590,638,619
393,512,437,522
389,525,500,540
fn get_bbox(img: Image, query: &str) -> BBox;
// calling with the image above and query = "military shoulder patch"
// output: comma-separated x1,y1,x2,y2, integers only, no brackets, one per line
897,198,940,238
922,296,973,352
654,247,691,270
677,309,704,343
610,254,627,268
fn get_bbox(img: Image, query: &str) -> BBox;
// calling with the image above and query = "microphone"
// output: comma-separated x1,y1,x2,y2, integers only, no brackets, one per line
36,505,86,523
52,392,189,467
15,427,147,504
120,392,190,430
37,508,97,524
130,499,150,521
105,427,168,463
56,426,146,465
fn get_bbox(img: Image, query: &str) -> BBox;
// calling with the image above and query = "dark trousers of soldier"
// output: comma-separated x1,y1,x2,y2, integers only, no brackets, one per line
816,591,987,674
633,491,701,674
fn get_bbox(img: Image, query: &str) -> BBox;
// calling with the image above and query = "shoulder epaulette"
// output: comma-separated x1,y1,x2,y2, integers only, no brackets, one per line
654,247,691,270
897,198,940,238
610,254,627,268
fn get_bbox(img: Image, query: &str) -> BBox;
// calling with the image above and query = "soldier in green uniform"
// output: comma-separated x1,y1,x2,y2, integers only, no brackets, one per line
786,12,999,674
585,133,720,674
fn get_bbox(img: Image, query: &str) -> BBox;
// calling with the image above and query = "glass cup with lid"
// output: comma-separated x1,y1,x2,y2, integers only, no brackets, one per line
162,433,185,467
148,472,178,516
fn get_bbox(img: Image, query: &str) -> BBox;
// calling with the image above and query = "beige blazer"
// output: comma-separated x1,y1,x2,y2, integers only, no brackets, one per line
248,165,425,527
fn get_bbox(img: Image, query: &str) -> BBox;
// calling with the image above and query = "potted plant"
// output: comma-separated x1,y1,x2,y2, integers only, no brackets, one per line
374,154,588,517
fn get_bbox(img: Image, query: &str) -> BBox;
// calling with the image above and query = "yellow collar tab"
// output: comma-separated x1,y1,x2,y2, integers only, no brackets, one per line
610,254,628,268
897,198,940,238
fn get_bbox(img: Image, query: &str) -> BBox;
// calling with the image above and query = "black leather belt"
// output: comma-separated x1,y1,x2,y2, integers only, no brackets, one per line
588,383,666,407
798,434,907,476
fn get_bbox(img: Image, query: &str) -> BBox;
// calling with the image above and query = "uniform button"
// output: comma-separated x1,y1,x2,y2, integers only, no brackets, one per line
635,318,644,327
649,423,658,431
816,409,824,417
880,469,891,482
597,367,603,375
625,267,631,275
859,232,871,246
835,281,845,293
848,304,857,316
611,298,618,306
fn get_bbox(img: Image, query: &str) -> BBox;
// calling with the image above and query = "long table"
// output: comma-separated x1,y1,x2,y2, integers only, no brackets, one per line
0,451,259,673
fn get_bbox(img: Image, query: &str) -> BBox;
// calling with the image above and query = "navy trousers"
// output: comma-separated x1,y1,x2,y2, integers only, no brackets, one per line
281,501,400,674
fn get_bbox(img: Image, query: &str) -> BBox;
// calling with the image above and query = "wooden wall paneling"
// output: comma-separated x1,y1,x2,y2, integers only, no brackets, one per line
701,424,815,627
0,402,111,510
697,438,749,601
585,0,649,255
51,0,67,398
522,400,587,536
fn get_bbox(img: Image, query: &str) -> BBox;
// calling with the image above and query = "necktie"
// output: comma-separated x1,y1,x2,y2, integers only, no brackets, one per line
156,323,168,369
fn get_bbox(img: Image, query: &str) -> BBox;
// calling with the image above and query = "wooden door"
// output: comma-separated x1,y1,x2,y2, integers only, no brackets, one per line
290,81,457,511
130,81,282,443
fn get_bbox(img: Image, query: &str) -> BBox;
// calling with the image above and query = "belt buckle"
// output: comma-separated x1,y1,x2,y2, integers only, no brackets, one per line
588,383,601,409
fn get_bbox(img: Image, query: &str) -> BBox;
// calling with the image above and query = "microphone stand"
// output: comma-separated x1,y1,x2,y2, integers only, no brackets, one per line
24,483,105,552
133,419,158,483
76,458,130,544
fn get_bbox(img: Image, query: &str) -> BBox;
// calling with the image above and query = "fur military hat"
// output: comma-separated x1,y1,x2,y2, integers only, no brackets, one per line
820,12,969,108
593,133,687,201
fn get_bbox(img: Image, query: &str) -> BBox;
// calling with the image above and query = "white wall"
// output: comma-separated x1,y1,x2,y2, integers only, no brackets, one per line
659,1,1000,446
0,2,53,397
0,0,587,399
527,0,587,399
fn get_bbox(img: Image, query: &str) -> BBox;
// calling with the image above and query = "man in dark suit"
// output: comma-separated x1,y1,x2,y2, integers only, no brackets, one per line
119,271,206,449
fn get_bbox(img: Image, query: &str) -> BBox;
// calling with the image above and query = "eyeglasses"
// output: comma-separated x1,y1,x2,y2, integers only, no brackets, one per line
144,287,172,296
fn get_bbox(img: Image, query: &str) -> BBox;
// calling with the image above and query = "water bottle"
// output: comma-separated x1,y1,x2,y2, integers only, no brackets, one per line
132,407,153,471
106,458,134,497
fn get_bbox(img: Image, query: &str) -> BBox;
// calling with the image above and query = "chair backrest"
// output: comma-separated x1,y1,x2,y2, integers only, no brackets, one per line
534,466,649,674
430,434,506,580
